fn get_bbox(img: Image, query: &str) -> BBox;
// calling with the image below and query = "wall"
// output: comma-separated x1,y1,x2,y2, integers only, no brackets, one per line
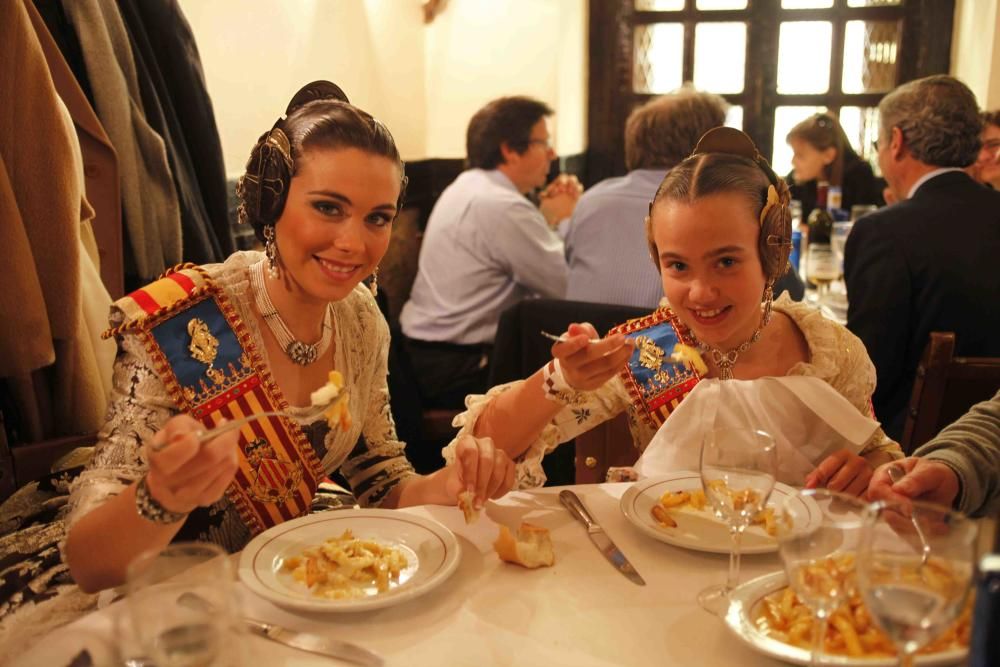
179,0,588,176
951,0,1000,110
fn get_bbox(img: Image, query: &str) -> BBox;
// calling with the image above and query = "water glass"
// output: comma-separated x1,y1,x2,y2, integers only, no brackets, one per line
850,204,878,221
856,499,977,667
831,221,854,272
125,542,240,667
776,489,867,666
697,427,777,615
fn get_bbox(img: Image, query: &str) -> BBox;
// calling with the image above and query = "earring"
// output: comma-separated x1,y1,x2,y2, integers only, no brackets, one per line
761,283,775,328
369,266,379,298
263,224,279,279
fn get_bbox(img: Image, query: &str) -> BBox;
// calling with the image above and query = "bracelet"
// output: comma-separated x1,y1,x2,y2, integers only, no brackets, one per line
541,359,583,405
135,474,188,525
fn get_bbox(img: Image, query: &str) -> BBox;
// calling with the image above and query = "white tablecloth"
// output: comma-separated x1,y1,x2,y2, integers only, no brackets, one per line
15,484,791,667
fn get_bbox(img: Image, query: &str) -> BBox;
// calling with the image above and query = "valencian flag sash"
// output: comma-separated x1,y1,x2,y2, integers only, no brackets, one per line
103,264,324,536
609,308,704,429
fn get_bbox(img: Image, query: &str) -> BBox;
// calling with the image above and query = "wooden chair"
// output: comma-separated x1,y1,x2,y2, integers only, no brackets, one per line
900,332,1000,454
574,413,639,484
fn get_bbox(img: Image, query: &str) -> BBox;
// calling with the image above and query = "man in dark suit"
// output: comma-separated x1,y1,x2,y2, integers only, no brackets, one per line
845,75,1000,443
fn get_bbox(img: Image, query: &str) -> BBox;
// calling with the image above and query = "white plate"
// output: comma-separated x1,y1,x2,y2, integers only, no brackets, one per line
620,472,821,554
723,571,967,666
239,509,461,613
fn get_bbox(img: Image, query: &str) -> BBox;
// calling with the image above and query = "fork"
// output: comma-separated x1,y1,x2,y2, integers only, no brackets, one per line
886,463,932,567
150,395,343,452
540,330,601,344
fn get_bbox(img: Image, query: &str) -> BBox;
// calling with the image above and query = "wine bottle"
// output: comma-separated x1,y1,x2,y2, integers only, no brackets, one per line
806,182,837,288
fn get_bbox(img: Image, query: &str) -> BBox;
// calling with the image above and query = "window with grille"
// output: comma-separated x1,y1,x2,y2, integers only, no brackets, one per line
587,0,954,184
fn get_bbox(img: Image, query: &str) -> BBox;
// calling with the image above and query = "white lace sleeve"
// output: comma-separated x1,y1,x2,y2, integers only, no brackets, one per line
338,298,416,506
784,300,902,462
64,328,176,530
441,375,630,488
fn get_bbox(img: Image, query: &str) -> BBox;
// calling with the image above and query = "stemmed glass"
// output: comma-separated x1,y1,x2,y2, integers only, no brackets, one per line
776,489,867,666
697,427,777,615
856,499,978,667
125,542,241,667
806,244,840,303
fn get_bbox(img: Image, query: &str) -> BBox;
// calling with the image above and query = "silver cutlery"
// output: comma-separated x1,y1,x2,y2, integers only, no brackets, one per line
178,592,383,666
885,464,932,566
559,490,646,586
151,394,344,451
540,330,601,344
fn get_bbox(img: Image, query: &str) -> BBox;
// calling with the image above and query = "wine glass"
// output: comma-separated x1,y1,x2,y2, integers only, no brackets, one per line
856,499,978,667
831,221,854,276
126,542,241,667
806,244,840,303
697,427,777,615
776,489,867,666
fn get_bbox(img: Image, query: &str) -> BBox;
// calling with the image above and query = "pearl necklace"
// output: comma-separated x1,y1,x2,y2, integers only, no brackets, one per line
250,260,333,365
694,297,773,380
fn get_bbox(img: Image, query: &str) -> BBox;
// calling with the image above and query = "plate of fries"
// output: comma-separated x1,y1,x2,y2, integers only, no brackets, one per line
619,472,821,554
239,509,461,612
724,570,970,665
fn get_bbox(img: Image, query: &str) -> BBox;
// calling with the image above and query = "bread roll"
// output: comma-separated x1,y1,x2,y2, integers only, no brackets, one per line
493,522,554,569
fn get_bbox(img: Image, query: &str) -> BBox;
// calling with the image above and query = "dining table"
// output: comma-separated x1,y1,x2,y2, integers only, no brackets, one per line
12,482,986,667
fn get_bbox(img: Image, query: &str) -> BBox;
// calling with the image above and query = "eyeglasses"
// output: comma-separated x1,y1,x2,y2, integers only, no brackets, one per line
527,138,553,151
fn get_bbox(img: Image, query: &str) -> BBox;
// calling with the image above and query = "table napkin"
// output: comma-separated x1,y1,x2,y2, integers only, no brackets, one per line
634,376,880,485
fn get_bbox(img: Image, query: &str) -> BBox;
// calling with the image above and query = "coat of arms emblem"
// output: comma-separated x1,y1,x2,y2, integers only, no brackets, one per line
245,437,304,503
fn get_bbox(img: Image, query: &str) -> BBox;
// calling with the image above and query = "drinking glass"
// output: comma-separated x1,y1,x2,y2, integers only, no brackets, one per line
806,244,840,302
856,499,978,667
126,542,240,667
776,489,867,666
831,221,854,275
849,204,878,221
697,427,777,615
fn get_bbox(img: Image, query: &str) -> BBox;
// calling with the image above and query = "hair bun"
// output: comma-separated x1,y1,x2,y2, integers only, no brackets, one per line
285,80,350,115
692,126,759,161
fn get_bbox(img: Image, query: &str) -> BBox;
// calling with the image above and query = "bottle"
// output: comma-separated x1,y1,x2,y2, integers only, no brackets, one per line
806,181,837,289
789,200,803,274
826,185,849,221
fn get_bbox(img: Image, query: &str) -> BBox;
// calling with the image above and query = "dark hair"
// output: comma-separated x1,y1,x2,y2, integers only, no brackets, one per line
237,81,406,242
625,88,728,171
786,112,860,187
646,129,792,287
465,96,554,169
878,75,981,167
982,110,1000,130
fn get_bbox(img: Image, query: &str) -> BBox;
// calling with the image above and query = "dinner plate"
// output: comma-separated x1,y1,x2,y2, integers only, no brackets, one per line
723,571,967,666
619,472,821,554
239,509,461,613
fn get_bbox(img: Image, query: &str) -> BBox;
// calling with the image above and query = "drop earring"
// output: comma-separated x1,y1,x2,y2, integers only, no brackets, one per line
369,266,379,298
263,224,279,279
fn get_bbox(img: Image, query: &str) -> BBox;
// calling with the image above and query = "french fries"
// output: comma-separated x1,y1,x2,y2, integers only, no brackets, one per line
648,483,776,535
283,529,407,599
755,555,974,658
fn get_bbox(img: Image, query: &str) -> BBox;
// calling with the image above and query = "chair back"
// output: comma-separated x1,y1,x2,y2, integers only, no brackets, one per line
901,332,1000,454
490,298,648,485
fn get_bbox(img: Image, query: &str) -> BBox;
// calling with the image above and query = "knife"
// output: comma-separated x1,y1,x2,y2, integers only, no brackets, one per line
559,490,646,586
177,592,383,666
243,617,383,666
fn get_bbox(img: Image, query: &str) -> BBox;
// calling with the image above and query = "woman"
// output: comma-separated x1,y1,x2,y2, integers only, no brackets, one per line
0,81,514,648
968,110,1000,189
444,127,901,493
786,112,884,215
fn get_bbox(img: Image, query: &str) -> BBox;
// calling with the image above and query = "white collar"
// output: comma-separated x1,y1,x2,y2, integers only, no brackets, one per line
906,167,966,199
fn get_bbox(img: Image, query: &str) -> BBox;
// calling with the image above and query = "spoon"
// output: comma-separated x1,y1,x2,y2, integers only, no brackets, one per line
886,463,931,567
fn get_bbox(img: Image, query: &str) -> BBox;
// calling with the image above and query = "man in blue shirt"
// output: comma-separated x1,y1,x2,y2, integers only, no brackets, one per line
565,89,728,309
400,96,579,408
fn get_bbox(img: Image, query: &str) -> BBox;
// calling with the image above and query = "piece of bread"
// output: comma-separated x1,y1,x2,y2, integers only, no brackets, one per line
457,490,479,524
493,522,555,569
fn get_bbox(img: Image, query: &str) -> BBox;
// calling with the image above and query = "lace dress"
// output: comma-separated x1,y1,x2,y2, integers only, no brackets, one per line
444,294,902,488
0,251,415,653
